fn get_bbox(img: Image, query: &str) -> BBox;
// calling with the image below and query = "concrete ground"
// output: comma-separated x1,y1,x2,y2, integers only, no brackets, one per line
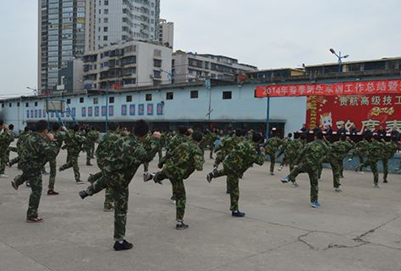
0,149,400,271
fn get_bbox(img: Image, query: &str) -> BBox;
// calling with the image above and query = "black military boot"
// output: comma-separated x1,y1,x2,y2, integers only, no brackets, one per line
113,240,133,251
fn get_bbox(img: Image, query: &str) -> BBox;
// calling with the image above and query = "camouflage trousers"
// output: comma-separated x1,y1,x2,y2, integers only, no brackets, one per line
0,150,7,174
87,171,114,209
154,170,186,221
361,159,379,185
356,154,364,172
14,170,42,219
381,159,389,182
158,149,163,163
59,153,80,181
209,146,214,159
213,169,241,211
87,169,136,240
143,162,149,172
266,151,276,174
9,156,20,167
289,164,319,203
85,144,95,165
48,159,57,190
318,158,342,189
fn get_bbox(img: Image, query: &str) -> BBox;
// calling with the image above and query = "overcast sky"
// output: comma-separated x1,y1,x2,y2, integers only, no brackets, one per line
1,0,400,97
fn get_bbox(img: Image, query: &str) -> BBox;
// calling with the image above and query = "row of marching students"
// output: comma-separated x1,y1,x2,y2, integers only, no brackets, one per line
78,123,268,251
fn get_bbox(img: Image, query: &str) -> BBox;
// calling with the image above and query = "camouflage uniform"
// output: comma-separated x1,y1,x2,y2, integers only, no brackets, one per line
355,139,369,172
14,133,58,219
380,141,398,183
214,135,242,192
88,131,121,209
283,138,305,172
0,129,14,174
204,131,218,159
84,130,99,165
318,140,354,188
358,140,382,186
212,141,265,211
9,130,31,168
287,139,329,203
48,130,64,190
85,134,160,241
59,130,84,182
153,140,204,221
264,136,282,174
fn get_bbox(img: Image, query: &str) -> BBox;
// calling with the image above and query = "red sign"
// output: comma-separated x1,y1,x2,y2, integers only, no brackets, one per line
255,79,401,97
306,94,401,132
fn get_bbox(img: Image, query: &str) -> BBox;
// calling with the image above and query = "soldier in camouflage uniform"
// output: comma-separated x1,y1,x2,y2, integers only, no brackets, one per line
158,127,189,203
379,138,398,183
277,133,292,171
11,120,58,223
79,120,160,251
264,133,282,175
214,129,244,194
281,132,329,208
47,123,64,195
357,135,382,187
144,131,205,230
206,133,265,217
87,123,122,211
354,136,370,172
0,121,15,177
84,127,99,166
318,135,354,192
59,125,84,183
203,129,218,159
279,134,307,181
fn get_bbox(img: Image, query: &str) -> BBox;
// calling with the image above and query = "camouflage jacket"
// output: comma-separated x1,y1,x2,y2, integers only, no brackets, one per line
102,134,160,173
16,131,31,155
264,137,282,154
223,141,265,176
84,130,99,148
164,140,205,180
96,131,121,165
284,139,305,160
326,140,354,161
63,130,84,155
381,141,398,160
50,130,64,152
19,133,58,173
295,139,329,167
365,141,383,162
215,135,242,160
0,129,15,151
161,134,189,165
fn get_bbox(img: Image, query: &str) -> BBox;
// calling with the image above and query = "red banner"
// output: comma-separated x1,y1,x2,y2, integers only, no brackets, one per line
306,94,401,132
255,79,401,97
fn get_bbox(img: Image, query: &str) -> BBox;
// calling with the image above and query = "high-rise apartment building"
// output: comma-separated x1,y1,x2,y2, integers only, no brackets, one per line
158,19,174,48
90,0,161,50
38,0,87,93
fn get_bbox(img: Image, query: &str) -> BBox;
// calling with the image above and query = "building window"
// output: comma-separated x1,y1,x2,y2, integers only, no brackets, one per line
26,102,29,107
103,36,108,41
104,27,108,32
9,103,12,108
67,98,71,104
146,94,152,101
17,102,20,107
109,97,114,104
80,97,84,103
190,90,199,99
104,9,108,14
35,102,38,107
93,98,98,104
153,59,162,68
166,92,174,100
104,0,109,5
222,91,232,100
126,95,132,102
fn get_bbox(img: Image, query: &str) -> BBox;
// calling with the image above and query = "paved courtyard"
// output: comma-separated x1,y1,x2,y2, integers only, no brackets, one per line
0,149,400,271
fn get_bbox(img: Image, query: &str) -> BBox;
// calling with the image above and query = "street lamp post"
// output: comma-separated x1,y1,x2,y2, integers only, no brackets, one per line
329,48,349,73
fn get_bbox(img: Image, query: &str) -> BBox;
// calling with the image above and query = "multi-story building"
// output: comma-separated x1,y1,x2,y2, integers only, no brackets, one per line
90,0,160,50
83,40,172,90
158,19,174,48
38,0,87,93
173,51,258,83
